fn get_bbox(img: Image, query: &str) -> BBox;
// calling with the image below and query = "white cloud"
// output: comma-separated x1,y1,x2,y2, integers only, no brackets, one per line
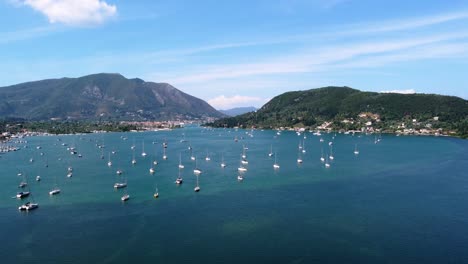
208,95,269,109
380,89,416,94
21,0,117,26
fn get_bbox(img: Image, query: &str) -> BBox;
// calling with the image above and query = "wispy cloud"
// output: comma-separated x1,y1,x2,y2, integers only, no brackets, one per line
380,89,416,94
19,0,117,26
208,95,270,109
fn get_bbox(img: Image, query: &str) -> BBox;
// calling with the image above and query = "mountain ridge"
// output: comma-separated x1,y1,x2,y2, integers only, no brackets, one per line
209,86,468,137
0,73,224,121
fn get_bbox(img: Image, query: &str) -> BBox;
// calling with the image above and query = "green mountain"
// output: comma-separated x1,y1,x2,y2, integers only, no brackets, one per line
0,73,223,121
209,86,468,137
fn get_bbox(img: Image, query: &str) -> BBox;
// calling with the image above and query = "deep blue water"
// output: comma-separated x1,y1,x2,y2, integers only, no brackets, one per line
1,126,467,263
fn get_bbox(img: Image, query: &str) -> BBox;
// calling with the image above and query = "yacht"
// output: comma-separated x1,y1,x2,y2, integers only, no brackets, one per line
114,182,127,189
18,202,39,211
121,194,130,201
49,188,61,195
16,191,30,198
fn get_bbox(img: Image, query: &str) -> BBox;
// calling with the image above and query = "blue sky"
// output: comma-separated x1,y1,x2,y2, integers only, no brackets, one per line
1,0,468,109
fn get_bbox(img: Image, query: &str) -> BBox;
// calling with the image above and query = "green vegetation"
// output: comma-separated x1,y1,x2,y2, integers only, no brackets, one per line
1,120,137,134
0,73,223,121
208,87,468,138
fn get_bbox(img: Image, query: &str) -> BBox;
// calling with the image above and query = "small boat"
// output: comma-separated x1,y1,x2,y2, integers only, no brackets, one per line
107,153,112,167
49,188,61,195
149,167,155,174
121,194,130,201
178,153,184,169
194,186,200,192
193,168,202,175
162,148,167,160
116,169,123,175
273,153,280,169
18,182,27,188
67,172,73,178
221,154,227,168
153,187,159,198
114,182,127,189
354,144,359,155
36,176,41,181
16,191,30,198
175,177,183,185
141,141,147,157
241,159,248,165
237,175,244,181
18,202,38,211
268,145,274,157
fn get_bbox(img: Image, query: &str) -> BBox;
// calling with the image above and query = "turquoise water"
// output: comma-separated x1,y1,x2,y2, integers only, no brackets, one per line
1,126,468,263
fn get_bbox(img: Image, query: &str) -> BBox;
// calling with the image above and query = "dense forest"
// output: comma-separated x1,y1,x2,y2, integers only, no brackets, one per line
208,87,468,138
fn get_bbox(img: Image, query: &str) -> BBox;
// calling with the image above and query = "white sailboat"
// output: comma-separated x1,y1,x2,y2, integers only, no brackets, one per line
131,148,137,165
194,174,200,192
273,152,280,169
175,168,183,185
320,147,325,162
178,153,184,169
205,152,211,161
193,157,202,175
107,152,112,167
49,171,61,195
141,140,147,157
238,155,248,172
149,159,155,174
297,150,303,164
162,147,167,160
268,145,274,157
354,144,359,155
153,185,159,198
221,153,227,168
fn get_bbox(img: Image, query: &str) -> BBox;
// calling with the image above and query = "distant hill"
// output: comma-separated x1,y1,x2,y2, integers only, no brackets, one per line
219,106,257,116
0,73,224,121
209,86,468,137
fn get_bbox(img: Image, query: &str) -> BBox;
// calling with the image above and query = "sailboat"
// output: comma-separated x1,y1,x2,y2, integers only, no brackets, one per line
49,169,61,195
220,153,227,168
107,152,112,167
302,139,306,153
324,154,331,168
268,145,273,157
320,147,325,162
193,157,202,175
354,144,359,155
194,174,200,192
162,147,167,160
273,152,280,169
141,140,147,157
241,146,247,159
238,155,248,172
121,193,130,201
329,144,334,160
297,150,303,164
131,148,137,165
114,172,127,189
205,152,211,161
178,153,184,169
175,168,183,185
149,159,155,174
18,175,38,210
153,185,159,198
